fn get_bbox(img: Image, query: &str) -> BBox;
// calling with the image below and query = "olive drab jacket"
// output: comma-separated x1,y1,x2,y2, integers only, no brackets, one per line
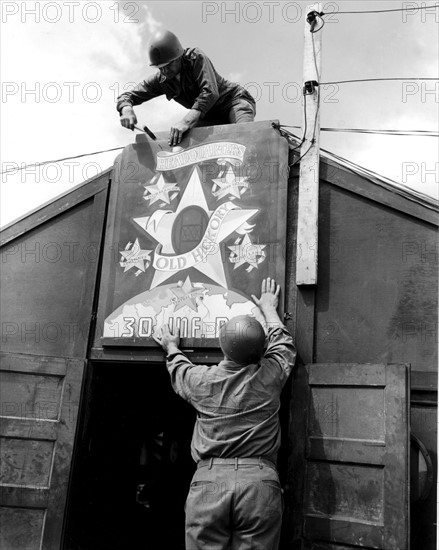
116,47,255,119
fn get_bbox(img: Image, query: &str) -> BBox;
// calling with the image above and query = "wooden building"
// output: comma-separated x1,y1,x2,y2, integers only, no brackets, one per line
0,121,437,549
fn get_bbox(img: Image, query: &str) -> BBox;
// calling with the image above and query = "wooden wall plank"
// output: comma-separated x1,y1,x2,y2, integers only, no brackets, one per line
320,158,438,227
292,363,409,549
383,364,410,550
307,436,385,465
282,364,309,548
0,419,57,441
0,487,48,508
315,182,438,373
1,189,108,359
304,516,384,548
0,353,67,376
0,356,85,550
295,287,316,364
0,169,111,246
42,358,84,549
309,363,386,386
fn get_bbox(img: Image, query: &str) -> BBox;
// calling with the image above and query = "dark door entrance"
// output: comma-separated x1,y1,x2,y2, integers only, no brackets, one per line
63,362,196,549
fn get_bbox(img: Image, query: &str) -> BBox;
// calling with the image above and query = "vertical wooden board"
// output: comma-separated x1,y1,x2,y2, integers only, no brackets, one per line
94,121,289,349
315,182,438,373
284,171,299,338
383,364,410,550
0,181,108,549
0,190,108,359
296,2,322,285
0,355,85,550
42,358,84,549
282,363,309,548
290,363,410,549
295,286,316,364
410,405,437,550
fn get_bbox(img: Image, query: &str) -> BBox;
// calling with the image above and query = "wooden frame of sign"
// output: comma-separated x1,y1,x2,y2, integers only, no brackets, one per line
96,120,288,348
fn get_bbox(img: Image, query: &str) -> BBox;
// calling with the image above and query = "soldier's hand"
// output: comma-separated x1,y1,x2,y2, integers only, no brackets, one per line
169,121,190,146
120,106,137,130
251,277,280,313
153,324,180,353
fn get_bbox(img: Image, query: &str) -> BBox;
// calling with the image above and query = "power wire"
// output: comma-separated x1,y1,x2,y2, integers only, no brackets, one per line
0,146,124,175
322,128,438,136
320,77,439,85
292,95,307,151
278,125,438,137
311,32,321,81
4,123,437,178
286,28,323,168
322,4,439,15
277,127,438,208
288,99,320,169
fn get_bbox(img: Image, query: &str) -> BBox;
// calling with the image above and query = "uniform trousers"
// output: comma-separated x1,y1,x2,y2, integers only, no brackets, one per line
196,96,256,126
185,457,283,550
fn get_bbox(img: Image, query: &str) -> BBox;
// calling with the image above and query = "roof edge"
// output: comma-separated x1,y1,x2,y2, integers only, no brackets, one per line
320,147,439,212
0,167,113,232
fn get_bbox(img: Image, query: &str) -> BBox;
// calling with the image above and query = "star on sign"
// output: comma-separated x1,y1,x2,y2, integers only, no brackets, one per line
143,173,179,205
119,238,152,275
228,234,266,272
212,165,249,200
171,276,203,312
133,167,259,288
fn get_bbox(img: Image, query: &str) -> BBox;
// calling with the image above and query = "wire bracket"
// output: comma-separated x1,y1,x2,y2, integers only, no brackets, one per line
306,10,325,32
303,80,319,95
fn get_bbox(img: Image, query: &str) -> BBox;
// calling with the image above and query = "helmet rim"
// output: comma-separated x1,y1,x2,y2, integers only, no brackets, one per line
148,30,184,68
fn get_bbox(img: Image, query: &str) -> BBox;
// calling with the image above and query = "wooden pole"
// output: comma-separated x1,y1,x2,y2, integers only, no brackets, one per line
296,3,322,285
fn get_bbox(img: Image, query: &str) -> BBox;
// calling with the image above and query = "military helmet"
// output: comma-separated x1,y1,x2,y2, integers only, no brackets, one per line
219,315,266,365
148,30,184,67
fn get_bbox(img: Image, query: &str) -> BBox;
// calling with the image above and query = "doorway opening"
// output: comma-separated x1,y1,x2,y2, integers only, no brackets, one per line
64,361,195,550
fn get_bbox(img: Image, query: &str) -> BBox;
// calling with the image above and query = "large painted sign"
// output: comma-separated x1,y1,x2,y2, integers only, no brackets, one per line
97,121,288,347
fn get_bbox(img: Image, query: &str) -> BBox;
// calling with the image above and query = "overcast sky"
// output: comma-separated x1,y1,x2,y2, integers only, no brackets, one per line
1,0,438,227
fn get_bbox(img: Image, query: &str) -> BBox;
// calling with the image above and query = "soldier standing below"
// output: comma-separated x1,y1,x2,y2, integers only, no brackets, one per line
154,277,296,550
117,29,256,147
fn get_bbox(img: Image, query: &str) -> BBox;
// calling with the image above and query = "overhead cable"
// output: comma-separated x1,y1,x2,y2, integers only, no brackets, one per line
278,125,438,137
322,4,439,15
0,146,124,175
320,77,439,85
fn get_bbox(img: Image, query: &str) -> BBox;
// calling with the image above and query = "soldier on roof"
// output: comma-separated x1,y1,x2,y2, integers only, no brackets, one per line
117,30,256,147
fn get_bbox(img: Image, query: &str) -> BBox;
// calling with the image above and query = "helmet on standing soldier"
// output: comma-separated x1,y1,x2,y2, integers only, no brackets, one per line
219,315,266,365
148,30,184,67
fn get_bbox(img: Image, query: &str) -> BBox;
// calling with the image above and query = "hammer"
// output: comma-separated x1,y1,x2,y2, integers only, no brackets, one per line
133,124,164,151
134,125,157,141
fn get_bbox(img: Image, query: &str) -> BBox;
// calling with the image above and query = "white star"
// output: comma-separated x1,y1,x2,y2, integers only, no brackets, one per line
212,165,249,200
228,234,266,272
171,276,203,312
119,239,152,275
133,167,259,288
143,174,179,205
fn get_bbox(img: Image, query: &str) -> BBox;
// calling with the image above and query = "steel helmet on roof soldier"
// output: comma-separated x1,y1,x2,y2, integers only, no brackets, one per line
117,29,256,146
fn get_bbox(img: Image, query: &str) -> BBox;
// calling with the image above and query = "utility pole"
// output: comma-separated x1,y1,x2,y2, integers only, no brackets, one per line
296,3,323,285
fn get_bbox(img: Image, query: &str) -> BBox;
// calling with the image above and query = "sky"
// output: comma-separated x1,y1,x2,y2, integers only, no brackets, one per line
1,0,438,227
